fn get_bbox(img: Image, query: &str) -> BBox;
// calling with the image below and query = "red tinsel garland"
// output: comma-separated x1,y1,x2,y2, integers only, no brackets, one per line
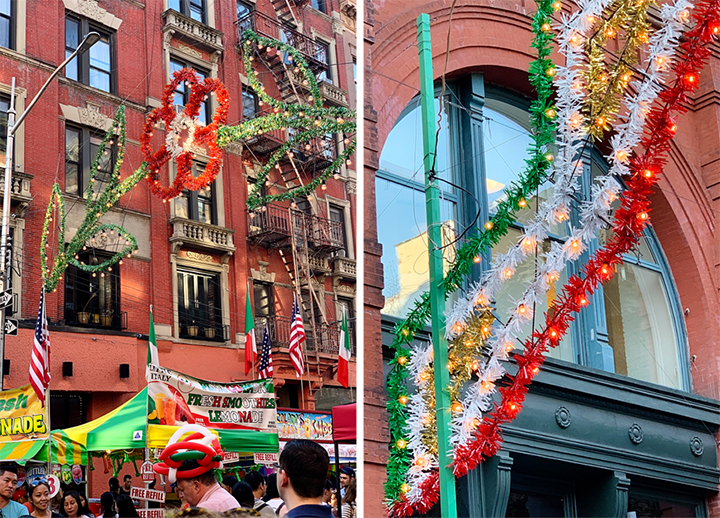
451,0,720,479
388,3,720,515
141,68,229,201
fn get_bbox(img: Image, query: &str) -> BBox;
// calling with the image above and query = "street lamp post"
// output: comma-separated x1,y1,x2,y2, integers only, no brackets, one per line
0,31,100,389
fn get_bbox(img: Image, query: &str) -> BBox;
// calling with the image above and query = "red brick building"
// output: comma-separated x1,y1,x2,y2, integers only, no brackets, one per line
0,0,356,497
366,1,720,516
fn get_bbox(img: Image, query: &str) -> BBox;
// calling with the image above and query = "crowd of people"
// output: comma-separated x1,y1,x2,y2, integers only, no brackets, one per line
0,440,356,518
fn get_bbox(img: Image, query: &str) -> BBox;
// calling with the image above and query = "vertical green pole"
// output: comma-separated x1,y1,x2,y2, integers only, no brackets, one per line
417,13,458,518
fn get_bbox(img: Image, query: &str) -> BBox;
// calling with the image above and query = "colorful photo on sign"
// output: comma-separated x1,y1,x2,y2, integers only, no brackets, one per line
277,411,333,441
146,365,276,432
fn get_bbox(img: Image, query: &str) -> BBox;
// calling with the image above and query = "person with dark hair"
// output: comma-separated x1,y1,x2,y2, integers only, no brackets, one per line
242,472,272,518
107,479,119,498
338,468,353,499
261,474,284,516
0,467,26,518
76,494,94,518
99,492,116,518
276,439,332,518
114,495,137,518
27,478,62,518
229,482,253,509
220,476,237,495
59,490,89,518
321,481,333,506
339,479,355,518
174,460,239,511
119,476,132,496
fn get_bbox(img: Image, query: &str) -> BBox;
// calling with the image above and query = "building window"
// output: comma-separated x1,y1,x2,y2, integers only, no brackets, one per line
338,297,354,352
169,0,206,24
254,282,274,319
65,126,115,198
175,164,216,225
236,0,252,20
242,88,257,119
0,95,9,168
50,393,88,429
376,77,690,391
64,251,121,329
329,204,347,254
177,269,223,341
65,15,113,93
170,58,209,124
310,0,327,14
0,1,13,50
317,42,331,83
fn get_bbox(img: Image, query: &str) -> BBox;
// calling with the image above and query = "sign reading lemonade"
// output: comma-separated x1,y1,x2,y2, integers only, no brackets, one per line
146,364,276,431
0,384,49,442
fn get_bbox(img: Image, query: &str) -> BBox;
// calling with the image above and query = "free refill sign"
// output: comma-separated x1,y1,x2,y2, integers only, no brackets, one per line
130,487,166,503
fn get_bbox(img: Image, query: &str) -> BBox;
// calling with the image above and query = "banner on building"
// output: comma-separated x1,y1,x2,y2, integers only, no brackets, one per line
146,364,276,432
277,410,333,442
0,384,49,442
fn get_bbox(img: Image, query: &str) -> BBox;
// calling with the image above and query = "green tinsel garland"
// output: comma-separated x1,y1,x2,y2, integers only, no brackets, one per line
42,107,145,292
227,30,357,211
383,0,559,504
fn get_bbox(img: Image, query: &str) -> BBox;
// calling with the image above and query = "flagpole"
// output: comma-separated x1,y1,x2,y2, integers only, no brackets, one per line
249,281,255,381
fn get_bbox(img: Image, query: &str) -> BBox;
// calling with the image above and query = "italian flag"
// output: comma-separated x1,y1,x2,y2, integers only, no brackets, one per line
145,306,159,382
338,309,351,388
245,288,257,375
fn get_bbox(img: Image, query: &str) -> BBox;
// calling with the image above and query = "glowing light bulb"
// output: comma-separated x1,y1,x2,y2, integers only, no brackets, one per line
549,328,559,339
401,484,410,494
473,255,481,263
396,439,407,449
518,197,527,208
503,267,514,279
545,153,554,161
605,27,615,38
600,263,610,276
541,23,551,32
398,356,408,365
452,402,463,413
552,0,561,10
517,304,527,315
398,395,408,405
508,402,518,411
545,108,556,118
546,67,556,77
596,116,605,126
637,211,648,221
485,221,494,230
586,15,595,23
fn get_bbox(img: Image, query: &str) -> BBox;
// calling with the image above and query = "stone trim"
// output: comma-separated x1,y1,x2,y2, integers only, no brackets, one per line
0,83,25,173
60,101,114,131
324,195,354,258
62,0,123,30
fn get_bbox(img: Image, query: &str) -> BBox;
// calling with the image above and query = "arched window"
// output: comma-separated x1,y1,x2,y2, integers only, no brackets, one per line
376,74,690,390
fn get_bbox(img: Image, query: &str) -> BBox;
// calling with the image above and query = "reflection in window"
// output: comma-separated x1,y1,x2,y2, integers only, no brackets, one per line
175,171,216,226
170,59,209,124
0,96,9,168
65,16,113,93
242,88,257,119
65,126,115,198
317,42,331,83
236,1,252,20
169,0,206,24
177,269,223,341
0,0,11,50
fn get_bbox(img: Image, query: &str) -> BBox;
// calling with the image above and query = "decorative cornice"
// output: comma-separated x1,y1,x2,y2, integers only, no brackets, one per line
60,101,113,131
63,0,123,30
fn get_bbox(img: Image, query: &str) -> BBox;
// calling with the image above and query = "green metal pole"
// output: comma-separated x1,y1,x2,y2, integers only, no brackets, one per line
416,13,458,518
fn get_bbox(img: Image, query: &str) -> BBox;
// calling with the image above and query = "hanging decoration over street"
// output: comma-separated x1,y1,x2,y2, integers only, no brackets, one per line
219,30,356,211
141,70,230,201
453,0,719,477
385,0,713,514
385,0,560,512
41,107,144,293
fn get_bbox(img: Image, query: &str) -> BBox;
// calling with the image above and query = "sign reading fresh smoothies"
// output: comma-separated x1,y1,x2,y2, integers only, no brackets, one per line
146,364,276,431
0,384,49,442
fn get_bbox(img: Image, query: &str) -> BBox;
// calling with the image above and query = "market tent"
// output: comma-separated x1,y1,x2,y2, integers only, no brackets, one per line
46,387,279,464
0,440,47,462
331,403,356,442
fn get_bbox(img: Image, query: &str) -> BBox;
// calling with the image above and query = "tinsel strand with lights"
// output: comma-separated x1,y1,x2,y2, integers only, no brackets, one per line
452,0,720,478
42,107,144,292
384,0,560,511
447,0,692,466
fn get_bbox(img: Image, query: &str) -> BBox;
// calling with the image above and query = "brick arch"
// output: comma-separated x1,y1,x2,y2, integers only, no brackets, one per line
373,1,541,150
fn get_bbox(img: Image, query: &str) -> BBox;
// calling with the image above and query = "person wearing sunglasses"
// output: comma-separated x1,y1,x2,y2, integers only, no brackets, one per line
27,477,61,518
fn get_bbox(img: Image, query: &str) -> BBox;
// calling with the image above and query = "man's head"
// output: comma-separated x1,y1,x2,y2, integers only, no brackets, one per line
276,439,329,505
108,477,119,494
0,466,17,501
221,475,238,494
243,471,266,499
174,460,219,507
322,479,333,503
123,474,132,491
339,467,354,488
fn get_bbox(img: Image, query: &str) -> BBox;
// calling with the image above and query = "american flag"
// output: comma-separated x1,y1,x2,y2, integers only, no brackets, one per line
30,287,51,406
258,325,273,379
288,295,305,378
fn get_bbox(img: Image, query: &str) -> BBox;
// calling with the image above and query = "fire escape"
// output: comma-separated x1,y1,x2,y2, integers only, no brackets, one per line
236,5,351,381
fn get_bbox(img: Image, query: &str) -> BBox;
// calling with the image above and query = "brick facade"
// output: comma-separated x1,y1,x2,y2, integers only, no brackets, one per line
0,0,355,499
